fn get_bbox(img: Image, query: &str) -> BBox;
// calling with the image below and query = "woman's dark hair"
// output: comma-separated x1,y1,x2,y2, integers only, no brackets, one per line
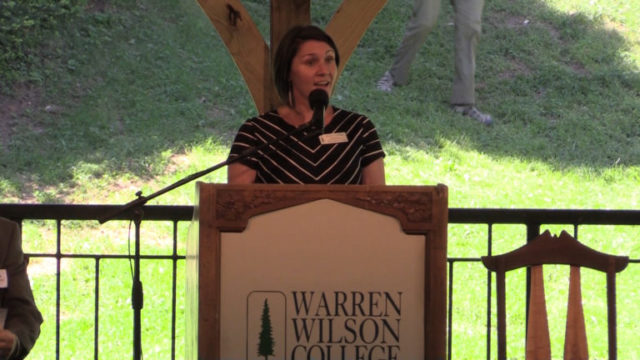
273,25,340,104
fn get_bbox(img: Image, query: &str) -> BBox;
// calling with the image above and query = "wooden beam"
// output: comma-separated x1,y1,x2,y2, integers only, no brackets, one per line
197,0,277,113
326,0,388,74
197,0,388,112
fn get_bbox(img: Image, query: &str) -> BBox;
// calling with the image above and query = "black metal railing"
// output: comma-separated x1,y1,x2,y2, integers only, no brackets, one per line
1,204,638,359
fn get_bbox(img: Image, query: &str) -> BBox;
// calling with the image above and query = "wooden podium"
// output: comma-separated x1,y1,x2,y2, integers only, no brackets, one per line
187,184,448,359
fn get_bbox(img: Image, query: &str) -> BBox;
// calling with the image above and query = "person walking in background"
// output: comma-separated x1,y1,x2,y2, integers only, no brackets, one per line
0,217,42,360
377,0,493,125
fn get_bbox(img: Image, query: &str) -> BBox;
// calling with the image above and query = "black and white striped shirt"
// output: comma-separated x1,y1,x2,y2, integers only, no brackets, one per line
228,108,385,184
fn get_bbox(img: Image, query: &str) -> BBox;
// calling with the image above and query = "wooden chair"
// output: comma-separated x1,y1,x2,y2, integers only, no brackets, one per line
482,230,628,360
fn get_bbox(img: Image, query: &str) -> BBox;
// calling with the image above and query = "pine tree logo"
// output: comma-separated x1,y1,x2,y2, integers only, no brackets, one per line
257,299,275,359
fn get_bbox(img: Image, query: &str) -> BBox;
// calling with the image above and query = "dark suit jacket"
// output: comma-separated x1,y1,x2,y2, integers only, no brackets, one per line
0,217,43,360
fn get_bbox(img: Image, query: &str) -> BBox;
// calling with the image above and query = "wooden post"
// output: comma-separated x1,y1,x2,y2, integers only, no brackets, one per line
197,0,388,113
270,0,311,62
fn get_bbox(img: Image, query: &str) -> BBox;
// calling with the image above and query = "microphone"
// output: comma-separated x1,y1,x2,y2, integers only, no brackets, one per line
309,89,329,133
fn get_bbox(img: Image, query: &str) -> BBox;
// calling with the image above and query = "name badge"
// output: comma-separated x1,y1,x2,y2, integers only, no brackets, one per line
0,269,7,289
319,132,348,145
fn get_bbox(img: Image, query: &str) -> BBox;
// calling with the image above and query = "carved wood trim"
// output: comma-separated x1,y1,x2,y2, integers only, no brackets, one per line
210,184,446,234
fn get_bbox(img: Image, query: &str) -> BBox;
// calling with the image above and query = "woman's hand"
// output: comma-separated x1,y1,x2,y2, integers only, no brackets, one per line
227,163,257,184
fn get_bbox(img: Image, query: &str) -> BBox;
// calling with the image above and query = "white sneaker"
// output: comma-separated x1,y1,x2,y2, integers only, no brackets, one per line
452,105,493,125
376,71,394,92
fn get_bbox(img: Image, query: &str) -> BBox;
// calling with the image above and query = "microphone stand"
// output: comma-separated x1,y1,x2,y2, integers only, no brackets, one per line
97,121,319,360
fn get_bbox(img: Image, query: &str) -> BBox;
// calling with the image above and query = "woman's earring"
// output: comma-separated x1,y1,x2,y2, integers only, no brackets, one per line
288,82,294,107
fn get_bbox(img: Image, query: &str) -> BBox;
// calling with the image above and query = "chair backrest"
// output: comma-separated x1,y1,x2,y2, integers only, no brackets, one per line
482,230,628,360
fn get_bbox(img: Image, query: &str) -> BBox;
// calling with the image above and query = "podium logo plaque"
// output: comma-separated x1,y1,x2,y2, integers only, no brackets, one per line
220,200,424,359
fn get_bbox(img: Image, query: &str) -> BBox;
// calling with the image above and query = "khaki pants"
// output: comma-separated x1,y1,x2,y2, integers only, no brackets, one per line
389,0,485,105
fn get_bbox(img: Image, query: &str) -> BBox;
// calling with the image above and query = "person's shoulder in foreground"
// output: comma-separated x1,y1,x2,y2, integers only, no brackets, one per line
0,217,43,360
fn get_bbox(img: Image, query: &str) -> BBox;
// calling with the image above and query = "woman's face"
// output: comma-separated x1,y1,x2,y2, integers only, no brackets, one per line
289,40,337,108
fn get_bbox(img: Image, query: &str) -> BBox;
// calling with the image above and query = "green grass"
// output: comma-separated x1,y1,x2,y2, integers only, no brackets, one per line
1,0,639,358
1,0,639,207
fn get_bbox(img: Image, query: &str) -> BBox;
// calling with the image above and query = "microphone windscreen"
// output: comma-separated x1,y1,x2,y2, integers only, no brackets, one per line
308,89,329,109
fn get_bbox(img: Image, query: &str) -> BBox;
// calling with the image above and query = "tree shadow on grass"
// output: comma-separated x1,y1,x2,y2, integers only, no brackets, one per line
0,1,255,202
0,0,638,202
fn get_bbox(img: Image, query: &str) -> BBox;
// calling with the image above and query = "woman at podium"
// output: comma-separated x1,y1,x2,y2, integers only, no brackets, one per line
227,25,386,185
